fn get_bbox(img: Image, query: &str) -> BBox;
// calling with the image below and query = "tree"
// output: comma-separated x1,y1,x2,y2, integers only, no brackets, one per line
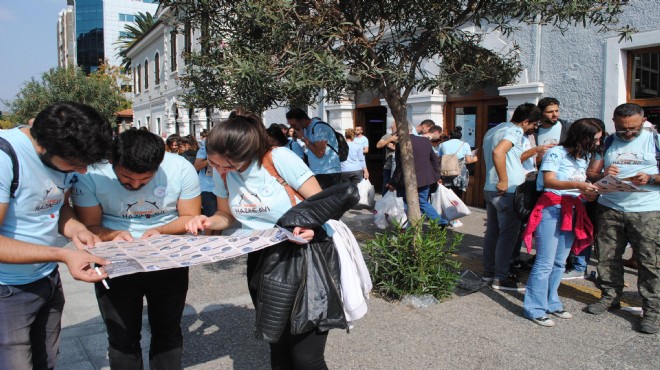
163,0,633,223
3,65,131,126
115,11,156,71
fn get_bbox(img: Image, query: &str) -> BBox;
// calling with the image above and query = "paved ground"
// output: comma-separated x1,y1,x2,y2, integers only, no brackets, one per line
58,205,658,369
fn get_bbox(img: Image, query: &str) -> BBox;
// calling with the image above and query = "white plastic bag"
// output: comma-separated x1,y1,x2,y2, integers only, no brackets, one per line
432,185,471,221
373,191,407,229
357,179,375,207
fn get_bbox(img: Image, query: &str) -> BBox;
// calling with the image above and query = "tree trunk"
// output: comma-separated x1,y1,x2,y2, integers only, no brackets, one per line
381,88,422,224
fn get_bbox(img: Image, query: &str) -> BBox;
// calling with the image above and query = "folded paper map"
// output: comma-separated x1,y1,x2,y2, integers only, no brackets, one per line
593,175,649,194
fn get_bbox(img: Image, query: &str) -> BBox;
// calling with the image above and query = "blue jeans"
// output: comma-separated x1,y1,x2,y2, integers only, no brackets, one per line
483,191,521,280
571,246,591,272
523,205,575,319
401,185,447,226
0,267,64,370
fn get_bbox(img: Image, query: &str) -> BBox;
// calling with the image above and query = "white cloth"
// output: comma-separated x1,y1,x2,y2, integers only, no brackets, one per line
327,220,372,323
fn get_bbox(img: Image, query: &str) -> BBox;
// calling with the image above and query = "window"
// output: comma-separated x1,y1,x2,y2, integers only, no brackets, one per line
154,53,160,85
137,64,142,93
184,21,192,65
170,31,177,72
144,59,149,89
133,67,137,93
119,13,136,22
628,47,660,106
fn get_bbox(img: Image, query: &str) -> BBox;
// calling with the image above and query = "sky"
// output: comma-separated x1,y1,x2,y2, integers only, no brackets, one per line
0,0,65,112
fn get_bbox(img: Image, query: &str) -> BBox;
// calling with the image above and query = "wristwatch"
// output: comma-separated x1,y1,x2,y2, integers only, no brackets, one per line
649,174,657,185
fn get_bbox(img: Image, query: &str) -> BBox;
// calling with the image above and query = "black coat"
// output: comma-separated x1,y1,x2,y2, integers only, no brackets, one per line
250,183,359,342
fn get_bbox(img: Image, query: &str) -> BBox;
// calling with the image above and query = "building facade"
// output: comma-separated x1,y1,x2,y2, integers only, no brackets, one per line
57,1,76,69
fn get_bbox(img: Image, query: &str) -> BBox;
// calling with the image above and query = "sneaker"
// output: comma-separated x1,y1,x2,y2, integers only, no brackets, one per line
481,276,494,283
449,219,463,228
562,269,586,280
586,298,621,315
638,318,659,334
492,278,526,293
550,310,573,319
530,317,555,327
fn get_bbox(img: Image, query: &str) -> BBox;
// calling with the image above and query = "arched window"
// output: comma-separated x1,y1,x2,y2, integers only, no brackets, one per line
154,53,160,85
144,59,149,90
137,65,142,93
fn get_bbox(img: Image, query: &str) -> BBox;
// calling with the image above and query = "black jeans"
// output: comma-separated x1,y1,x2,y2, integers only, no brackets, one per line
96,267,189,370
269,328,329,370
315,173,341,190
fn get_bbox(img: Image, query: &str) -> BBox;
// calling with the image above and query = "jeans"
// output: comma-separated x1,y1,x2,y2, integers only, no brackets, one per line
483,191,521,280
571,246,592,273
201,191,218,217
0,267,64,370
401,185,447,226
523,205,574,319
96,267,189,370
340,170,363,185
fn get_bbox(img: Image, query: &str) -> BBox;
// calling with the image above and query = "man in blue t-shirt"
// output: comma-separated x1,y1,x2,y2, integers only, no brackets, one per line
482,103,541,293
286,108,341,189
354,126,369,154
585,103,660,334
72,130,201,368
194,142,218,217
0,102,112,369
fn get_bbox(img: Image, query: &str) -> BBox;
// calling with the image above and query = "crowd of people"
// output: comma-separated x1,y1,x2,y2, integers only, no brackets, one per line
0,99,657,369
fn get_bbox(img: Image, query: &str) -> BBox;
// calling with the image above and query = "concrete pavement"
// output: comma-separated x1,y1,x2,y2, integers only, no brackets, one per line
57,206,658,369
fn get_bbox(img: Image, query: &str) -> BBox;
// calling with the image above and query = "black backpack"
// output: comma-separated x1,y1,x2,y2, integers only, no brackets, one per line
0,137,19,198
311,121,349,162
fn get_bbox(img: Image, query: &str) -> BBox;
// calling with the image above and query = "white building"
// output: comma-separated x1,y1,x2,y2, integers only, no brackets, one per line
128,1,660,205
57,1,76,69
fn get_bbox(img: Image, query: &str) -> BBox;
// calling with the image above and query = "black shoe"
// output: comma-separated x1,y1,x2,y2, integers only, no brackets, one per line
492,277,526,293
586,298,621,315
638,318,659,334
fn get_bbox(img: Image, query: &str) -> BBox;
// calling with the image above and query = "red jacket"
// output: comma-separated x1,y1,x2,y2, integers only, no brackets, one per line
522,192,593,255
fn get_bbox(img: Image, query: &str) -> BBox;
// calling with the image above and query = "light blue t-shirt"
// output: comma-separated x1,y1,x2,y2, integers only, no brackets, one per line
196,145,215,192
287,138,305,160
438,139,471,160
213,147,314,231
536,146,588,197
304,119,341,175
73,153,201,238
521,134,536,172
595,130,660,212
341,141,366,172
0,128,76,285
537,123,562,146
483,122,527,193
354,135,369,152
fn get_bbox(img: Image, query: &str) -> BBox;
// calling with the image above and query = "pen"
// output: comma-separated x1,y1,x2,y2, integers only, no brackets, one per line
95,266,110,290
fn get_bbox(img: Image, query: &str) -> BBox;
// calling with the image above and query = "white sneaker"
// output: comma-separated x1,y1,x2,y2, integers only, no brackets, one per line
550,310,573,319
531,317,555,327
450,219,463,228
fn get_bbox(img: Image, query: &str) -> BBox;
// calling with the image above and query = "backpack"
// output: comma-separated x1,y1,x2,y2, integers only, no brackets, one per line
311,121,349,162
0,137,19,198
439,142,465,177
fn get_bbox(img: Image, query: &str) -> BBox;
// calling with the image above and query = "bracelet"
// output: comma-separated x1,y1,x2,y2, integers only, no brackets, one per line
649,175,657,185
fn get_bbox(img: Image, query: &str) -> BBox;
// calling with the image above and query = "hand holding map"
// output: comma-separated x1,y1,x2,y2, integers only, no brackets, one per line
593,175,650,194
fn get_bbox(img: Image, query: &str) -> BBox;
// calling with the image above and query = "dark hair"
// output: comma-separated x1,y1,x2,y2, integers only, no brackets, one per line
179,135,199,151
286,108,310,120
613,103,644,118
511,103,542,124
420,119,435,128
206,114,271,166
267,124,289,146
30,102,112,166
277,123,288,131
165,134,181,152
112,129,165,173
428,126,442,134
561,118,603,159
538,97,560,112
449,126,463,140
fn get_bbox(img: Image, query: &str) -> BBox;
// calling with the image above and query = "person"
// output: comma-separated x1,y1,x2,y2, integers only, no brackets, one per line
179,134,199,165
482,103,541,292
184,113,336,369
387,126,445,227
425,126,444,155
438,126,478,199
521,118,602,327
585,103,660,334
165,134,182,154
414,119,436,136
376,121,398,194
0,102,113,369
267,123,290,147
535,97,568,150
286,108,341,189
353,126,369,154
341,128,369,185
194,133,218,218
72,129,201,368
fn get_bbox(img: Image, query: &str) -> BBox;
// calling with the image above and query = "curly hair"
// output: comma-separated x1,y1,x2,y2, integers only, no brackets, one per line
206,113,271,167
112,129,165,173
30,102,112,166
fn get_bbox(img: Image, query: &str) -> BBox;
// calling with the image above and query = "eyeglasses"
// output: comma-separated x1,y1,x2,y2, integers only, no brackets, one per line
615,126,642,135
531,121,542,128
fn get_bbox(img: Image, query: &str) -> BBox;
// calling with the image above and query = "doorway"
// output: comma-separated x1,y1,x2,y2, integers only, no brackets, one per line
355,106,388,193
444,98,507,208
